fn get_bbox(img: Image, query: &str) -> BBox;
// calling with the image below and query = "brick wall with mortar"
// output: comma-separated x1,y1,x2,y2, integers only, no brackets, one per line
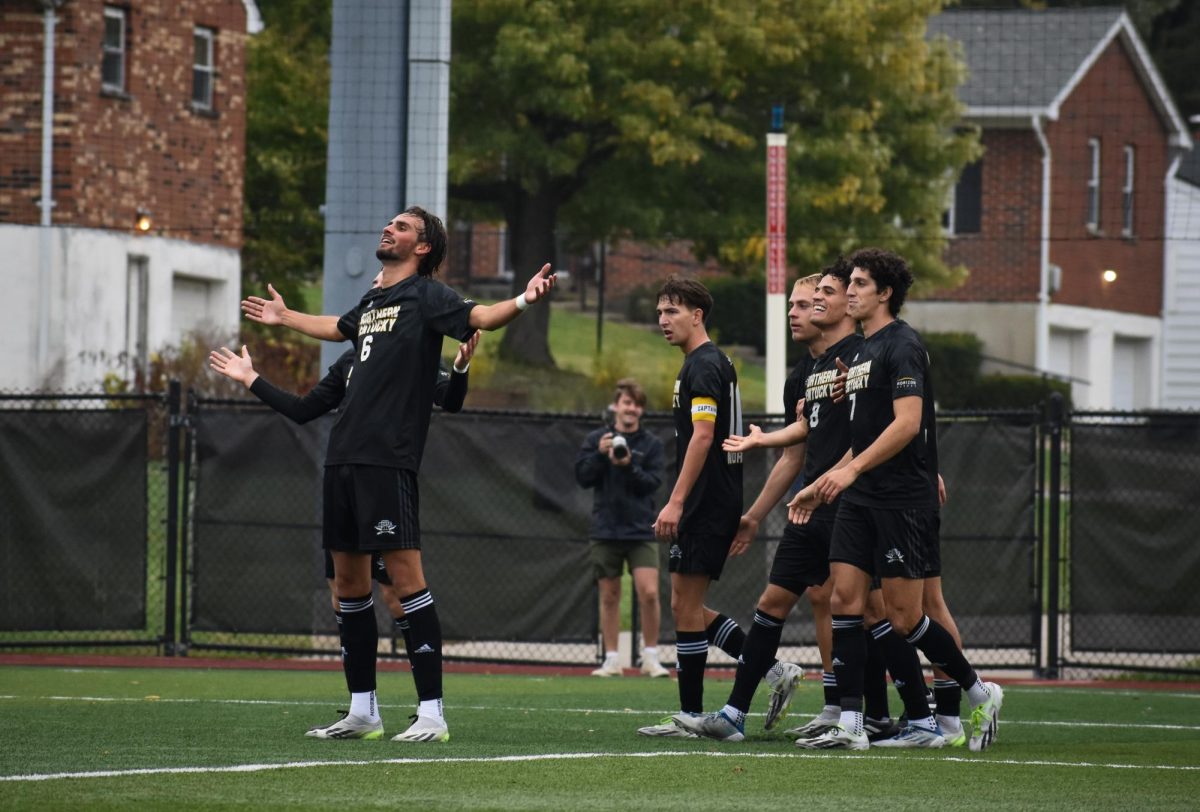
0,0,247,249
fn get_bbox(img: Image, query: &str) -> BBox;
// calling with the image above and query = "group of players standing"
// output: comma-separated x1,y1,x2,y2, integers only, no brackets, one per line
638,250,1003,752
213,205,1001,752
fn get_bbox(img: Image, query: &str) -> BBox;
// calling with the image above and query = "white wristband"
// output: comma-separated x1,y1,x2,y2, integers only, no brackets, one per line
514,292,529,311
453,361,470,373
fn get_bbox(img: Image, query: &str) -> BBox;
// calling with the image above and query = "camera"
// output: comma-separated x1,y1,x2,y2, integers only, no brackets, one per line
610,434,629,460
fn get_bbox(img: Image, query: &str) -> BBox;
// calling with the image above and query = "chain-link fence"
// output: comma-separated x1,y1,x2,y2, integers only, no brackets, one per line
2,385,1198,676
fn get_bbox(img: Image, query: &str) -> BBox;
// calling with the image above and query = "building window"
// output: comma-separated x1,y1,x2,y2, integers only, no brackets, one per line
1122,145,1135,237
1086,138,1101,231
192,27,215,110
102,6,127,93
943,160,982,235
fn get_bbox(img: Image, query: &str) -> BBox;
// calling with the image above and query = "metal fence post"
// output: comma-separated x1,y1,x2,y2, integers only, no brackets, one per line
630,575,640,669
1043,392,1065,679
163,380,181,656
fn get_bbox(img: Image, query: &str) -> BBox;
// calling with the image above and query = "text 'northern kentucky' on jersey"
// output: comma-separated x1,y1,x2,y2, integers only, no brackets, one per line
790,333,863,515
324,275,476,471
671,342,744,537
841,320,939,509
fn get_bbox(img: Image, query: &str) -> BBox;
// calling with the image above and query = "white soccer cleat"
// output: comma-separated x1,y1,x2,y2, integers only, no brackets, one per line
872,723,946,749
637,713,700,738
640,659,670,678
674,710,745,742
762,661,804,730
969,682,1004,752
793,723,869,751
305,711,383,740
785,707,840,740
391,714,449,743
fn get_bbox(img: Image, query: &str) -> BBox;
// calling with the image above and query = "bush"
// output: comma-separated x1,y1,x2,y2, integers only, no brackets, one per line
924,332,984,409
964,374,1072,410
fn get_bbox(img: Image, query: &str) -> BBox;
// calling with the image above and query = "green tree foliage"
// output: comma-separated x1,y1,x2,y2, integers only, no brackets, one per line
241,0,331,310
450,0,979,365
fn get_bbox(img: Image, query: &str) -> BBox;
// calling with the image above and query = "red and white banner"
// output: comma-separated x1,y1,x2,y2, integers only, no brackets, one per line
766,133,788,295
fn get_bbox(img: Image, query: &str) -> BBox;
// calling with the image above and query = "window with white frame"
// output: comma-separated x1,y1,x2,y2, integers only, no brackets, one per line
192,27,215,110
102,6,127,93
1086,138,1101,231
1122,145,1135,237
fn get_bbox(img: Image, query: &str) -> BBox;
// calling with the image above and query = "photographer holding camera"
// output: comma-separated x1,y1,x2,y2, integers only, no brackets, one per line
575,378,669,677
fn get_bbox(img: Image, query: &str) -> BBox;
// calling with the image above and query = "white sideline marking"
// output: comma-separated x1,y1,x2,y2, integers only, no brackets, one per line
3,750,1198,783
7,695,1200,732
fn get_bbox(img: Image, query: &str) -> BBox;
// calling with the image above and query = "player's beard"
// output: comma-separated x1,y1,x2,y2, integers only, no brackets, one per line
376,245,406,262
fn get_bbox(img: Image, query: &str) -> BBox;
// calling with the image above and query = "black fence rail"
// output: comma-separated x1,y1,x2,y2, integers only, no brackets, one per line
2,385,1198,677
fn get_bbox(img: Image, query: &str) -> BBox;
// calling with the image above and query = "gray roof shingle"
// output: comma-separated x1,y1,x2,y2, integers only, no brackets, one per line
928,7,1124,110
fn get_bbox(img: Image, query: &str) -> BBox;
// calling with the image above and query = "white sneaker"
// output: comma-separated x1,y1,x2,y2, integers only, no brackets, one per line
637,713,700,738
969,682,1004,752
762,661,804,730
794,723,869,751
305,711,383,740
640,659,670,678
391,714,449,743
785,708,839,739
591,659,623,677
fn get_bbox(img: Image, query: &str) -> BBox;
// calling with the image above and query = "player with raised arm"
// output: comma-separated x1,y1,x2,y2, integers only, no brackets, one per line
788,248,1003,752
241,206,554,743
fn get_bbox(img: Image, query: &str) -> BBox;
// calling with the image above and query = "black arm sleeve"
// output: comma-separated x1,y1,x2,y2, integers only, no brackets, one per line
248,364,346,425
432,361,470,413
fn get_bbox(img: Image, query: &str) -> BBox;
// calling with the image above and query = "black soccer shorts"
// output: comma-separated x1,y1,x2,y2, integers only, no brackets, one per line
829,500,934,580
768,513,834,595
323,464,421,552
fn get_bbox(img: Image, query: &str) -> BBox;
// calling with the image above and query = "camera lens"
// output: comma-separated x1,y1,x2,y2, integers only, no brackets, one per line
612,435,629,459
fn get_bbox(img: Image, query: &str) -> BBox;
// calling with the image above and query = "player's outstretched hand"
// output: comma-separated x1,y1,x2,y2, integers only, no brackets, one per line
523,264,557,304
786,487,821,525
831,357,849,402
242,283,286,326
209,345,258,388
454,330,480,370
722,424,765,453
728,515,759,557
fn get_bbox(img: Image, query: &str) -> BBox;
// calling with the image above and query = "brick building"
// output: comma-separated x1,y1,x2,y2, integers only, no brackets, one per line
914,8,1192,408
0,0,261,391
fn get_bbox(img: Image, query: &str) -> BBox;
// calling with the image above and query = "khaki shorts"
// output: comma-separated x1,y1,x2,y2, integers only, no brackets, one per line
589,539,660,580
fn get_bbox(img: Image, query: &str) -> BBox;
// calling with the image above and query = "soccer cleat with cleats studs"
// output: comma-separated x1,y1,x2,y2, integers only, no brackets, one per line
391,714,449,743
673,710,745,742
785,708,840,740
872,723,945,749
762,662,804,730
794,723,869,751
637,713,701,738
305,710,384,740
969,682,1004,752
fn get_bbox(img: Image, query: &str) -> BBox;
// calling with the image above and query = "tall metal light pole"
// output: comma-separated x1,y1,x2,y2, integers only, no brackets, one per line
764,105,788,414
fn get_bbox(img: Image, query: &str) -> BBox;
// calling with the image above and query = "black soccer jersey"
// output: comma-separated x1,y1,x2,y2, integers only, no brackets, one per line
671,341,744,535
324,275,476,471
800,333,863,513
840,320,936,509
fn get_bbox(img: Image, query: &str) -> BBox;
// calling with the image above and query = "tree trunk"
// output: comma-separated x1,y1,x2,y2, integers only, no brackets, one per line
498,186,559,366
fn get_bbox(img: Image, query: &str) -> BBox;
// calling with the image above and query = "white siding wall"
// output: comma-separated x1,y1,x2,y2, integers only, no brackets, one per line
0,224,240,391
1163,178,1200,408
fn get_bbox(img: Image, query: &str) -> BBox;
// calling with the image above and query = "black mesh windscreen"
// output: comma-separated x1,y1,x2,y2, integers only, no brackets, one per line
1070,415,1200,653
0,409,148,630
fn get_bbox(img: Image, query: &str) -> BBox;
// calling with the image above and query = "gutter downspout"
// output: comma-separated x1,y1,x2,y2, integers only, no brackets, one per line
1032,115,1052,372
1161,153,1182,405
37,1,60,379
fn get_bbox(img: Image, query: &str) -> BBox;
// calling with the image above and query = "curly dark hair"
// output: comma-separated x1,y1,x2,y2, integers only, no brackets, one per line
656,275,714,322
820,255,853,289
847,248,913,316
402,206,447,277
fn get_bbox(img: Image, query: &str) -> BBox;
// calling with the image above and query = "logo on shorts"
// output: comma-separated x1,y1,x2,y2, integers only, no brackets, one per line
885,547,905,564
669,544,682,560
374,519,397,536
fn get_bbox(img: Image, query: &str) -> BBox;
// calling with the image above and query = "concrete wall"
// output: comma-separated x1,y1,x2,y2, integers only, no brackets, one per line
0,223,239,391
